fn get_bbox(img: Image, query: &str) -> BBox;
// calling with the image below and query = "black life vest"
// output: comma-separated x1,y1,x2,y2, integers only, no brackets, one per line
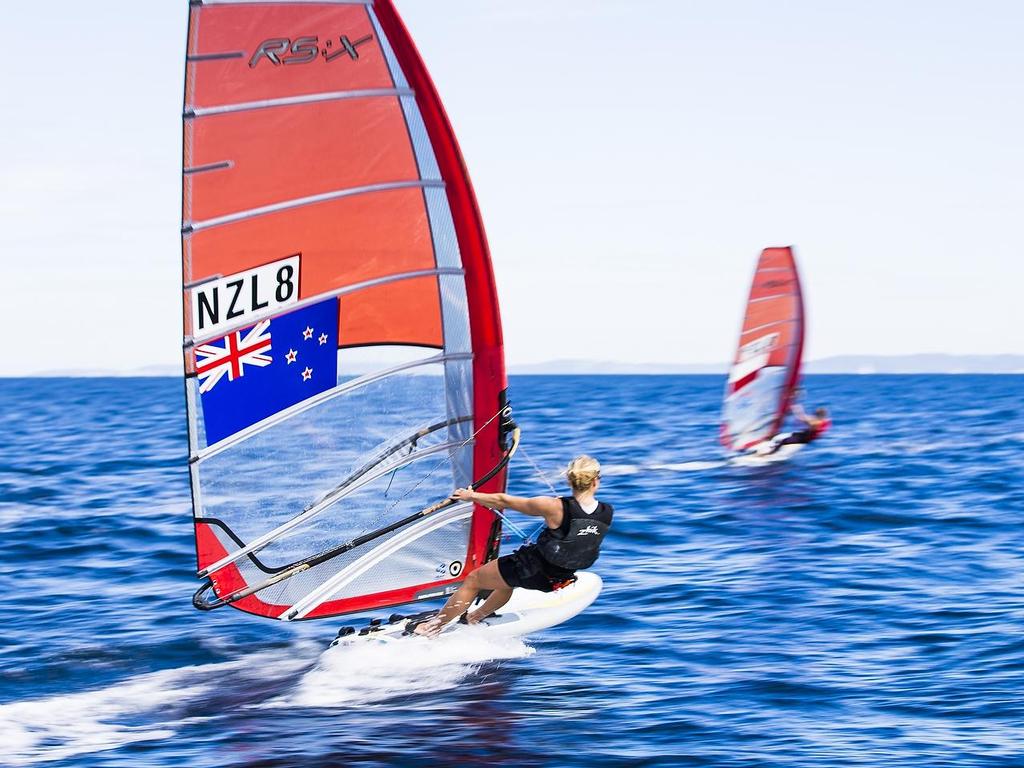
536,497,613,570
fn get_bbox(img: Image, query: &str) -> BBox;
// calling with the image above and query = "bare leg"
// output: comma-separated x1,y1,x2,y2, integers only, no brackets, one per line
466,587,513,624
414,560,510,636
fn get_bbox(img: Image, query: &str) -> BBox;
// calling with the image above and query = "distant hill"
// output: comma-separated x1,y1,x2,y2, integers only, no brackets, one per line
510,354,1024,375
804,354,1024,374
508,359,726,375
15,354,1024,377
27,364,182,378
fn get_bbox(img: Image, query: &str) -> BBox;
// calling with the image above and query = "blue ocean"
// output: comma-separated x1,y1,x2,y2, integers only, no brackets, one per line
0,374,1021,767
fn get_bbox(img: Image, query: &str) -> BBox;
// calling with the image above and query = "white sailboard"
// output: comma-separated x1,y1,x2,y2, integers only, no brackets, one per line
728,442,805,467
331,572,603,646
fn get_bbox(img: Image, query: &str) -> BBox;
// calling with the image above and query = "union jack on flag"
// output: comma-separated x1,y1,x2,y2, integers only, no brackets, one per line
196,299,338,444
195,320,272,393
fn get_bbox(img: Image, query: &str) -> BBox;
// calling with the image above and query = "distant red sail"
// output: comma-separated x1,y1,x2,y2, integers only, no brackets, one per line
721,247,805,451
181,1,508,620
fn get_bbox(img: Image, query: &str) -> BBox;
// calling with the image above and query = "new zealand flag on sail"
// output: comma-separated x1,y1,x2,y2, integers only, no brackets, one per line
196,298,339,444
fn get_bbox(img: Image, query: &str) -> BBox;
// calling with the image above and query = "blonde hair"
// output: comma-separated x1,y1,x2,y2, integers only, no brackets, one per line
566,455,601,493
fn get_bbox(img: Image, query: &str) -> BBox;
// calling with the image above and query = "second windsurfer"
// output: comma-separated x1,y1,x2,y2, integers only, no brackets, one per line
759,403,831,454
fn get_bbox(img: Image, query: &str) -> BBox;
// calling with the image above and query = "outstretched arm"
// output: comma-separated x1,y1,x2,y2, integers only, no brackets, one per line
790,403,812,425
452,488,563,527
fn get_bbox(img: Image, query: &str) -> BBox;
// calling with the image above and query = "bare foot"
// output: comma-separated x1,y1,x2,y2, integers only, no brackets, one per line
465,609,492,625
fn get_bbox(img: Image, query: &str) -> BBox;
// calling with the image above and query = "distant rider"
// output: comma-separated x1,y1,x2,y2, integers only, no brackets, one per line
760,404,831,454
413,456,613,637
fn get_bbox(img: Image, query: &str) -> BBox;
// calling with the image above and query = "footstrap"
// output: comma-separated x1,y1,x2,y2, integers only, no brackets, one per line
400,610,440,636
550,575,578,592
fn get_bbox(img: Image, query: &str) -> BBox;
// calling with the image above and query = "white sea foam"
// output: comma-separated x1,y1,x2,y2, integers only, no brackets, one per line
273,629,534,709
603,460,725,476
0,671,182,765
651,460,727,472
522,459,725,483
600,464,642,476
0,644,315,765
0,629,533,763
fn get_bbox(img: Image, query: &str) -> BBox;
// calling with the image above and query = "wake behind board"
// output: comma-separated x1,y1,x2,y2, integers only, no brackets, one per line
729,441,805,467
331,571,602,646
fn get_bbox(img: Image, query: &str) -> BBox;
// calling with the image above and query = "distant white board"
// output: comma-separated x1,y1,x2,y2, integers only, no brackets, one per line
729,442,805,467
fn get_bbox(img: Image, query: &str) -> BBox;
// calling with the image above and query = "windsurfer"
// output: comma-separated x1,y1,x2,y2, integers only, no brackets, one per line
413,456,613,637
759,404,831,454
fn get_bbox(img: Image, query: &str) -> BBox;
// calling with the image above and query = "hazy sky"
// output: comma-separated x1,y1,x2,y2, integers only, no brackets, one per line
3,1,1022,375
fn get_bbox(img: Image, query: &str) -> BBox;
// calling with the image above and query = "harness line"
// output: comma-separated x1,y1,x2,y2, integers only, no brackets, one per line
502,441,561,543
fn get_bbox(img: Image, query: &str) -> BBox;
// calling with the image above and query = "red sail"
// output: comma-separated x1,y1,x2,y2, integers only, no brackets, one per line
182,1,507,620
721,247,805,451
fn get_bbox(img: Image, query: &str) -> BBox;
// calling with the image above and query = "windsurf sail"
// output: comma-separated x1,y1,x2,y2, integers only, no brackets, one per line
721,247,805,452
180,0,512,621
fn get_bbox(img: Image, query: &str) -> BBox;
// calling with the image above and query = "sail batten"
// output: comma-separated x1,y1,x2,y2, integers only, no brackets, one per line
182,0,508,620
187,87,414,117
185,180,445,233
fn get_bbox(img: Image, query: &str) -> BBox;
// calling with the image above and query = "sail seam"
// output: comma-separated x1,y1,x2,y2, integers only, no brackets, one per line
186,87,413,118
193,352,473,462
184,179,444,233
367,6,409,89
185,267,464,347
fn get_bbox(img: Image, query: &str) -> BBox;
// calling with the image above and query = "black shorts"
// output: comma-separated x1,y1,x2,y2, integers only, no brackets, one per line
497,545,575,593
779,429,814,446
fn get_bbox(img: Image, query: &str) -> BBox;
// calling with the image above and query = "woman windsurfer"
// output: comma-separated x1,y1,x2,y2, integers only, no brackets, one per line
413,456,613,637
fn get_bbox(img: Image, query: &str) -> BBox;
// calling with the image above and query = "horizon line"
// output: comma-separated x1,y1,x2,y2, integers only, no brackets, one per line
7,352,1024,378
